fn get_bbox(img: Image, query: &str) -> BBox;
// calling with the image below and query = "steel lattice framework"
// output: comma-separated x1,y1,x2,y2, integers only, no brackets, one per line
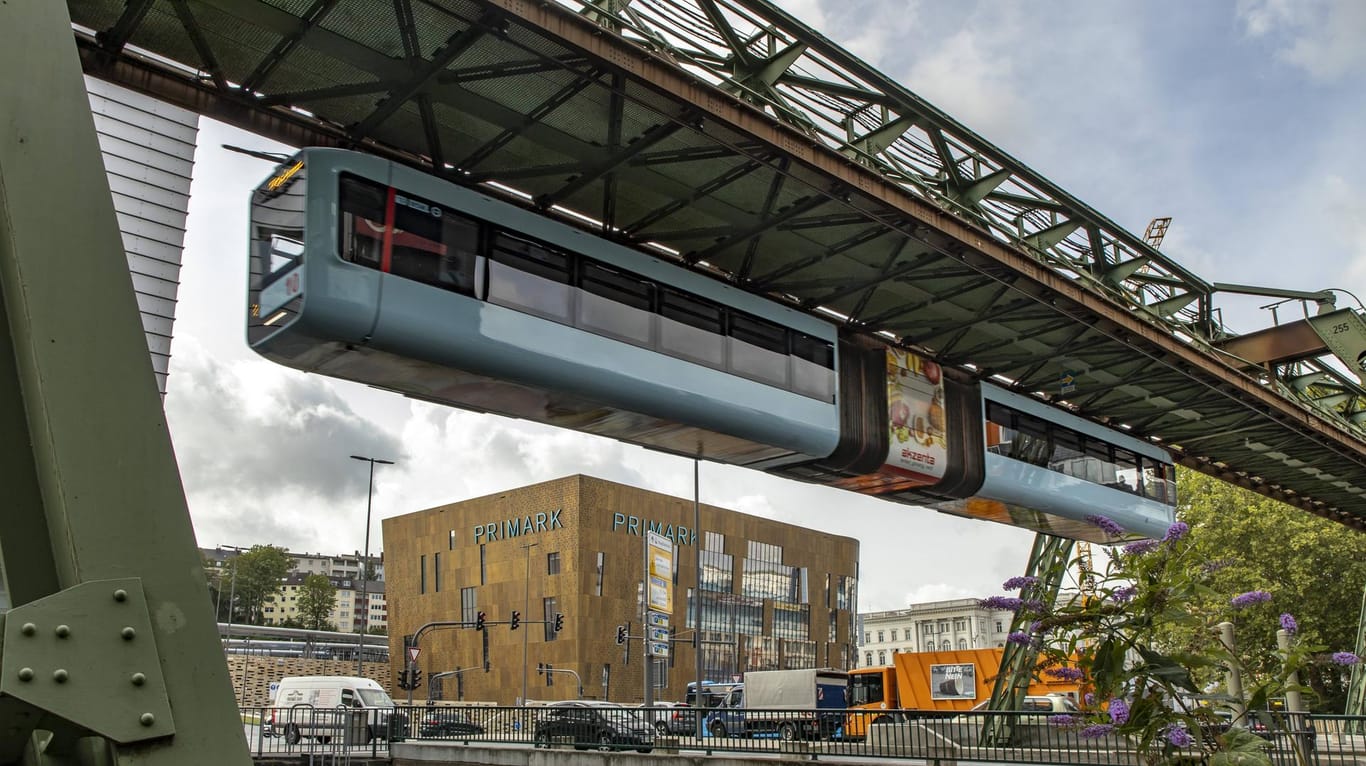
67,0,1366,529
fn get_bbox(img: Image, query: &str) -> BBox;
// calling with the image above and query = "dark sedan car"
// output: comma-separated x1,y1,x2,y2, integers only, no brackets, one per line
534,702,654,752
417,707,487,738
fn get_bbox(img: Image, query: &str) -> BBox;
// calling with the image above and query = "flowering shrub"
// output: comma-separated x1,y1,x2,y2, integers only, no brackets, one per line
979,515,1349,766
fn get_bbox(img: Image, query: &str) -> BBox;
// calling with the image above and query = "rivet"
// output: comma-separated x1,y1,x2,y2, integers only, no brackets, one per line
53,669,69,683
20,623,36,636
140,713,155,727
18,668,34,682
121,627,136,640
131,672,146,686
55,625,70,638
113,589,128,602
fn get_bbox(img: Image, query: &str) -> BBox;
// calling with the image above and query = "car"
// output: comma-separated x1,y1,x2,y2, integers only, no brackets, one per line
637,701,695,735
533,701,655,753
417,707,487,738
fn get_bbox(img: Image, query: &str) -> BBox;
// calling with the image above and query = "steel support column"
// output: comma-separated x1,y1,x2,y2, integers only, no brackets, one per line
0,2,247,763
980,533,1075,747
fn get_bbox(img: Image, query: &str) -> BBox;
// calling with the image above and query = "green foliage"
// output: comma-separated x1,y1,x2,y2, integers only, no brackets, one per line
1163,469,1366,710
296,573,338,631
231,545,295,625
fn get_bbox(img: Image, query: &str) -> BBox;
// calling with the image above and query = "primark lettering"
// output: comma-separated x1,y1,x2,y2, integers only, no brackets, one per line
467,509,696,546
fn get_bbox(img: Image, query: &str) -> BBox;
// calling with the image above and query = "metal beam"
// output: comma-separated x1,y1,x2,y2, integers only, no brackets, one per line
0,2,247,760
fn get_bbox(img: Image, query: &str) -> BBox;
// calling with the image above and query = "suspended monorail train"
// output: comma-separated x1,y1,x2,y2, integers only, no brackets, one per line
247,149,1176,542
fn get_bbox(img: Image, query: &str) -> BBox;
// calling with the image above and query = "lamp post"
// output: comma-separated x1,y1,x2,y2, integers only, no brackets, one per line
350,455,394,678
520,541,538,705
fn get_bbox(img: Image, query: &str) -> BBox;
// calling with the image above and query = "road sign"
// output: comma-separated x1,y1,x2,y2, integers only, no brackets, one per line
647,610,669,628
407,646,420,664
649,626,670,643
648,641,669,658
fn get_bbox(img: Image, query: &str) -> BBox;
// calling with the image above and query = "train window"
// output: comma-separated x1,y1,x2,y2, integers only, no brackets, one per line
487,232,573,322
578,260,654,345
659,289,725,367
729,314,789,387
389,189,478,295
338,175,387,269
790,332,835,401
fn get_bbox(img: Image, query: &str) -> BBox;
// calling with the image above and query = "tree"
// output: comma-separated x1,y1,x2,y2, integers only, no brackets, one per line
231,545,295,625
296,573,338,631
1158,469,1366,710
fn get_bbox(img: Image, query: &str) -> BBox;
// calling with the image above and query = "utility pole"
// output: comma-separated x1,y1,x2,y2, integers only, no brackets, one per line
350,455,394,677
521,542,538,705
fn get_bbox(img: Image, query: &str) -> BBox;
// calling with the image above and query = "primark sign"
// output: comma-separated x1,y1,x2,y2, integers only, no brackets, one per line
468,508,696,546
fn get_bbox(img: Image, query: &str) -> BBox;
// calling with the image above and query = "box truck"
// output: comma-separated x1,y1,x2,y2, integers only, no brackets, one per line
704,668,849,741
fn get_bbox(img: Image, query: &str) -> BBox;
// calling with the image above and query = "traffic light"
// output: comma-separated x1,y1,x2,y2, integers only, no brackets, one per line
536,662,544,675
510,610,521,631
615,625,627,645
397,669,410,690
545,663,553,686
553,612,564,633
475,610,486,631
412,669,423,688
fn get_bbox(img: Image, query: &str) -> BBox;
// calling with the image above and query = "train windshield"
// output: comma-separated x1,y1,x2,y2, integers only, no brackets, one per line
248,156,308,334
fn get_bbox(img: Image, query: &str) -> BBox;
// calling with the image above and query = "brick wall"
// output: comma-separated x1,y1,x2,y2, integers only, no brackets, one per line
227,655,393,707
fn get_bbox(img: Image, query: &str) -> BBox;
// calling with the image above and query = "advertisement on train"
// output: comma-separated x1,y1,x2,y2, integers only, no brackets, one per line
883,349,947,482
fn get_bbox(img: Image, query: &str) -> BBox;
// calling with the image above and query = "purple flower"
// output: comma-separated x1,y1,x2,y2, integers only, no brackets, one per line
1045,666,1085,682
1084,693,1096,706
1003,576,1040,591
1280,613,1298,635
1165,724,1194,747
1049,715,1078,726
1079,723,1115,739
1113,585,1137,603
1163,521,1189,543
1006,631,1033,646
1231,591,1273,609
1333,652,1361,666
1123,540,1160,556
979,596,1023,611
1085,514,1126,537
1107,698,1129,725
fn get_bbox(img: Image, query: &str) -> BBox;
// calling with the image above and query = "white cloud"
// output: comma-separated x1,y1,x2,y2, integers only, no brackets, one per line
1237,0,1366,81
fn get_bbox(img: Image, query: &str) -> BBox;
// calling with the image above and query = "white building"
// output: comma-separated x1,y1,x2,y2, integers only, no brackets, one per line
262,572,388,634
856,598,1015,668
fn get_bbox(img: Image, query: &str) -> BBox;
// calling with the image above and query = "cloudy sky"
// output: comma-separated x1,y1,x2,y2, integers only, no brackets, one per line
162,0,1365,613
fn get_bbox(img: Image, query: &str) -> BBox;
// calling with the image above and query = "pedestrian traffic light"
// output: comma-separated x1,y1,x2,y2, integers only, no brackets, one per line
510,610,520,631
475,610,486,631
553,612,564,633
412,669,423,688
615,625,627,644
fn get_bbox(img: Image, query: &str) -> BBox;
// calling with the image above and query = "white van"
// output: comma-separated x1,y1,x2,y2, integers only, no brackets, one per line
270,676,403,744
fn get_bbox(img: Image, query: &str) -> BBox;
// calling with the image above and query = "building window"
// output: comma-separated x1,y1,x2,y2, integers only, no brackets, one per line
479,544,487,585
547,551,560,575
995,620,1003,632
863,632,871,644
594,552,605,596
876,630,884,643
461,587,477,623
890,629,898,642
419,554,426,594
958,638,968,650
937,620,949,633
704,531,725,552
877,650,886,665
922,624,933,636
449,530,454,551
865,652,873,666
543,596,558,641
940,640,951,651
953,618,966,631
434,552,441,592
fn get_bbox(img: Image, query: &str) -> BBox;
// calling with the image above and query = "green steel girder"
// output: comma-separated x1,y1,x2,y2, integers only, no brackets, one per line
982,534,1076,746
1346,584,1366,723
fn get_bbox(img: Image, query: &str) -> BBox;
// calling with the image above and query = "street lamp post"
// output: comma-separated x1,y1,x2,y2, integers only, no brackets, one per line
350,455,394,678
520,542,538,705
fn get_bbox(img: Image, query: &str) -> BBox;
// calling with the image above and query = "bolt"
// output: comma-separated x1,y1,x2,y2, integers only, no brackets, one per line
55,625,70,638
131,672,146,686
20,623,36,636
121,627,136,640
53,669,69,683
18,668,34,682
140,713,155,727
113,589,128,602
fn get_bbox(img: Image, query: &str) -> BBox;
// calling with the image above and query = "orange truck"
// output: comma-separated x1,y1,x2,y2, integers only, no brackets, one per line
843,648,1083,739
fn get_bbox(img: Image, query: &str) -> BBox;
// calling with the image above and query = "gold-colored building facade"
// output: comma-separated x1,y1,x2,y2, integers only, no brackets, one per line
382,475,859,705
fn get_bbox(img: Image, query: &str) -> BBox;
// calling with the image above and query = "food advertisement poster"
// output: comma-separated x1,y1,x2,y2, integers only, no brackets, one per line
930,663,977,700
883,349,948,481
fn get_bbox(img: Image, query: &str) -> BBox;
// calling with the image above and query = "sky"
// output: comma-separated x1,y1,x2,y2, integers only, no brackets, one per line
162,0,1366,613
